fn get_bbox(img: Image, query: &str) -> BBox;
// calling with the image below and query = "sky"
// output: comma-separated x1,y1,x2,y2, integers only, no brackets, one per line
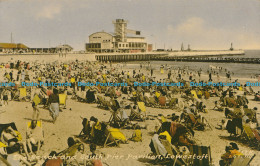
0,0,259,50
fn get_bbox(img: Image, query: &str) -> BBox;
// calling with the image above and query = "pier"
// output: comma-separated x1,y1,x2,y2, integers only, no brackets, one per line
152,56,260,64
95,52,168,62
95,50,260,64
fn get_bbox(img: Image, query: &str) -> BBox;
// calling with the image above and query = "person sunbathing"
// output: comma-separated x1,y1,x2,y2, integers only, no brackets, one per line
220,143,243,166
0,143,31,166
90,117,103,145
79,117,91,140
26,120,43,156
1,126,20,147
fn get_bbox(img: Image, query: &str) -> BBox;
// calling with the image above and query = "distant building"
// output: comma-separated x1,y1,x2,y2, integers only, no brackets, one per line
29,44,73,53
0,43,28,53
0,43,73,54
86,19,152,53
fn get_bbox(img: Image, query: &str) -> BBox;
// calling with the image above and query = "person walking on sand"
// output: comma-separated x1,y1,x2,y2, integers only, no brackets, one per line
209,72,212,82
2,88,8,106
47,88,60,123
32,94,41,120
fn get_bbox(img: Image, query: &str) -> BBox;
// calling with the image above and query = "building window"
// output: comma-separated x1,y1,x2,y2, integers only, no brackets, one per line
119,44,121,47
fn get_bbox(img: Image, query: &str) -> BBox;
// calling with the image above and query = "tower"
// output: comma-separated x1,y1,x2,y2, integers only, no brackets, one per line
113,19,128,42
230,43,233,51
187,44,191,51
181,43,184,51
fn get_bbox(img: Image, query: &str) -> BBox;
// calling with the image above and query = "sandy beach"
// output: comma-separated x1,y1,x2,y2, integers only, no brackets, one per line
0,54,259,166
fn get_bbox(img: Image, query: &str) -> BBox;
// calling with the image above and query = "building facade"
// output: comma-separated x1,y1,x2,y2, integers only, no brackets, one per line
86,19,151,53
0,43,73,54
0,43,28,53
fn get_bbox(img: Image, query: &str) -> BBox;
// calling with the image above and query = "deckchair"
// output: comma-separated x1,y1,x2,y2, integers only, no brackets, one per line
144,96,150,106
19,88,27,98
149,97,157,107
96,95,103,108
191,90,198,99
230,154,256,166
204,91,210,99
249,86,254,95
0,123,22,142
59,94,67,108
27,120,42,128
76,90,85,101
189,145,212,166
244,108,256,121
138,94,145,102
97,96,111,109
155,92,161,98
32,94,41,106
39,88,48,106
108,109,127,128
103,128,126,147
242,124,255,141
129,102,146,121
0,156,11,166
242,124,260,147
110,99,120,111
129,109,144,121
238,86,243,91
151,134,188,166
185,114,206,131
137,102,146,112
0,123,22,153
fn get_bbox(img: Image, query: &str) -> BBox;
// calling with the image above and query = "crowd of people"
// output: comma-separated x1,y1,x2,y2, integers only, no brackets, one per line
0,58,259,165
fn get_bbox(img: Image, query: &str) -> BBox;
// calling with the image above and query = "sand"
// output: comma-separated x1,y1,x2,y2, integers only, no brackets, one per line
0,54,259,166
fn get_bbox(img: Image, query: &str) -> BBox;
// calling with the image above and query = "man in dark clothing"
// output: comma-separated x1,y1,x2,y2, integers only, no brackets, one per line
48,89,60,123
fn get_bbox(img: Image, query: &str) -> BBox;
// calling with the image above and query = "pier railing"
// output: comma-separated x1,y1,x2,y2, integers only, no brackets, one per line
95,52,260,64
